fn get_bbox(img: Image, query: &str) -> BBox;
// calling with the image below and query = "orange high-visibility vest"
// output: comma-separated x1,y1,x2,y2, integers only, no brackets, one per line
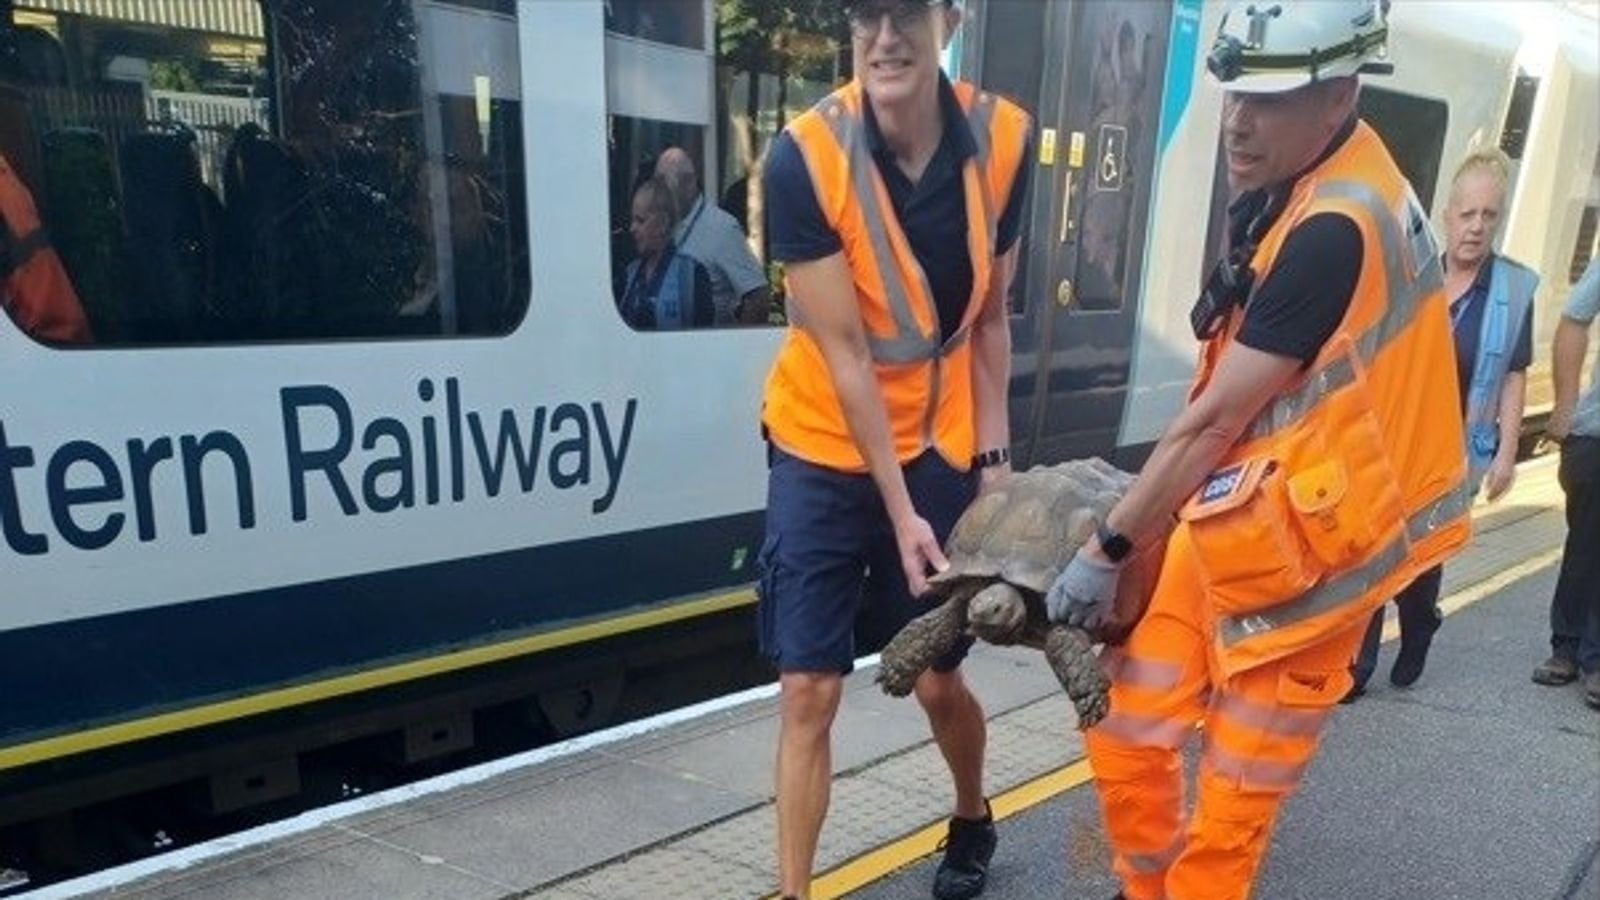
1180,121,1471,675
761,80,1030,472
0,152,91,344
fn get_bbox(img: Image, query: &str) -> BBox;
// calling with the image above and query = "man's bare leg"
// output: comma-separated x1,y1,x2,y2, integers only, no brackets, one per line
915,668,987,818
776,671,843,898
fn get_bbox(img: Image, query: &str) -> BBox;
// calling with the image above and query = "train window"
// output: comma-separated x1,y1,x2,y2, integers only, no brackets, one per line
606,0,705,50
1570,149,1600,285
605,0,848,330
974,0,1046,316
0,0,528,346
1498,73,1539,161
1573,207,1599,285
1358,87,1448,215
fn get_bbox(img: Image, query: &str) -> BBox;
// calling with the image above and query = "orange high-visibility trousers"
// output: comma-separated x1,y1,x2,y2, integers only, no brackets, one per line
1085,524,1366,900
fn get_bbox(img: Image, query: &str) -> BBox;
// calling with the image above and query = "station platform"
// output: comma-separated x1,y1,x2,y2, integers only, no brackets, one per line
29,456,1598,900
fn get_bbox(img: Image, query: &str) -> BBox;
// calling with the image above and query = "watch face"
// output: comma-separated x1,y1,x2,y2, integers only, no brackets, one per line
1098,524,1131,561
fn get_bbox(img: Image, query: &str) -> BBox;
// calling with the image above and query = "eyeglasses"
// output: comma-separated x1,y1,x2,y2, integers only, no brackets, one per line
847,0,943,40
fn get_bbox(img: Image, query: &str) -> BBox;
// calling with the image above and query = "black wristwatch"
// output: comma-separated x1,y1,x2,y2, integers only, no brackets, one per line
972,447,1010,469
1096,522,1133,563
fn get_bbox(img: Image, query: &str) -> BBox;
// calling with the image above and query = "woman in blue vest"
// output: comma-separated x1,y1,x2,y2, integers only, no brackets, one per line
617,175,714,330
1347,148,1538,700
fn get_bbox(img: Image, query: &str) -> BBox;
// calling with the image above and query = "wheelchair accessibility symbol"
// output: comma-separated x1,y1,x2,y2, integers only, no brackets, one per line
1094,124,1127,192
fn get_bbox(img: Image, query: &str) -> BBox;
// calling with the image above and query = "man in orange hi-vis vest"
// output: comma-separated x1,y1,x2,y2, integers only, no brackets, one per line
757,1,1032,898
1043,3,1472,899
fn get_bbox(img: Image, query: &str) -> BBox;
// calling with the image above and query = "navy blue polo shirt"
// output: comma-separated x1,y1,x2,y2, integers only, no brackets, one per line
764,75,1033,342
1449,253,1533,416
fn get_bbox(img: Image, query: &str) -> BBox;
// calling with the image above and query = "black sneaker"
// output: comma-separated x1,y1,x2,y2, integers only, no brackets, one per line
933,804,996,900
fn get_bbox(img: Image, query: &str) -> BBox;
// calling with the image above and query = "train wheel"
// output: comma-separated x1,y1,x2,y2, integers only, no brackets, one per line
535,675,623,737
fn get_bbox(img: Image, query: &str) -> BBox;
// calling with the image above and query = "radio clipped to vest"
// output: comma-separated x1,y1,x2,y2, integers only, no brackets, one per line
1180,336,1408,618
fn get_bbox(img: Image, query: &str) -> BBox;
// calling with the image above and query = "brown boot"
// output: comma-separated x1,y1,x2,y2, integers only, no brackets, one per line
1532,655,1579,686
1584,672,1600,710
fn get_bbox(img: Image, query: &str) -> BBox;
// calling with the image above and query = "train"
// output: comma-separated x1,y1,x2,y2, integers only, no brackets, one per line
1,0,1596,879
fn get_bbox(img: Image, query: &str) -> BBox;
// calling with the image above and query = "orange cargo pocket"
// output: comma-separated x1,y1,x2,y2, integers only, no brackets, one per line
1276,666,1351,711
1181,458,1322,618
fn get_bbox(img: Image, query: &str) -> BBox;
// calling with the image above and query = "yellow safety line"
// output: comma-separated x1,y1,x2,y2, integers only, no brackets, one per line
0,589,756,772
802,760,1096,900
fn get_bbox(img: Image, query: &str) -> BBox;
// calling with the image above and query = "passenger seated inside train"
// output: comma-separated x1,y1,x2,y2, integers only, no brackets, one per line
616,175,715,330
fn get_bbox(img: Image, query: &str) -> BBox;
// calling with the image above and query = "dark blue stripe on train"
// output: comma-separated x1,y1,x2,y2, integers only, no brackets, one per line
0,512,764,748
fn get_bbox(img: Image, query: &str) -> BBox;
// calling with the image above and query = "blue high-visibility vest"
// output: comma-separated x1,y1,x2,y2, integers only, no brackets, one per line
1463,255,1538,493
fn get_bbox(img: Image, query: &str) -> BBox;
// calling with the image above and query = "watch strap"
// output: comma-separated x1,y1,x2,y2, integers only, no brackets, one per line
1096,522,1133,563
972,447,1010,469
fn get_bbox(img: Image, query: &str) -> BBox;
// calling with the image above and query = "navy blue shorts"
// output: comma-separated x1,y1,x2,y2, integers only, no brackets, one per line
757,446,979,674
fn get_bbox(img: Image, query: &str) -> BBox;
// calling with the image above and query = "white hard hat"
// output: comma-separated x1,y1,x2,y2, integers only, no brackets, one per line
1206,0,1393,94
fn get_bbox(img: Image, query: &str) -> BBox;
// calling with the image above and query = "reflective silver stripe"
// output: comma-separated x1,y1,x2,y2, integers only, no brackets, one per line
1203,743,1308,791
1093,711,1196,749
1220,532,1403,647
819,98,939,365
1246,179,1443,442
1406,480,1472,542
1218,482,1471,647
967,91,994,168
965,91,999,250
1125,833,1186,874
1101,649,1185,690
867,333,939,365
1247,354,1358,442
1212,693,1329,738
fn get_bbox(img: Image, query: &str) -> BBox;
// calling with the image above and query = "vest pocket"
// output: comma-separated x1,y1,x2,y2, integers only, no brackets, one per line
1285,364,1408,572
1285,460,1359,570
1180,457,1321,617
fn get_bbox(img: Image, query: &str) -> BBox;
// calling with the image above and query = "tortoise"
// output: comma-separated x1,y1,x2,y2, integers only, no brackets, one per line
875,458,1141,729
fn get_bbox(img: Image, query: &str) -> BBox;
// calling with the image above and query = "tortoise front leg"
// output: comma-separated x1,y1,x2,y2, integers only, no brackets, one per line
875,591,969,697
1043,625,1112,729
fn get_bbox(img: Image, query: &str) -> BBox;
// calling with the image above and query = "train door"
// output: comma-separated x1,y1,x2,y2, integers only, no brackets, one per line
995,0,1172,466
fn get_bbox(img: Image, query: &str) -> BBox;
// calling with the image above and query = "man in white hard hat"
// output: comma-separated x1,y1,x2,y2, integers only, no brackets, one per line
1043,3,1471,898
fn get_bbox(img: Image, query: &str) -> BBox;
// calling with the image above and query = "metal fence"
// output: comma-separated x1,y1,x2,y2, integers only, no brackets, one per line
17,0,263,38
26,84,268,191
147,90,270,188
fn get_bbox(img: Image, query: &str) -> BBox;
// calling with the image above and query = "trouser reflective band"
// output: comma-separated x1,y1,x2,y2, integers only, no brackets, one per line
1212,692,1329,738
1202,742,1309,791
1125,832,1187,874
1101,648,1185,690
1093,711,1195,749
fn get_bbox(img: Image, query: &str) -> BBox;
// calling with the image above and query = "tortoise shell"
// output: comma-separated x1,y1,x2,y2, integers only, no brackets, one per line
930,458,1134,595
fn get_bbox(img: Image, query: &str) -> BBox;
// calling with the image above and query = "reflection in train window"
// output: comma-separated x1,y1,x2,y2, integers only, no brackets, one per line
1359,87,1448,215
0,0,528,346
1570,148,1599,285
606,0,705,50
604,0,848,330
